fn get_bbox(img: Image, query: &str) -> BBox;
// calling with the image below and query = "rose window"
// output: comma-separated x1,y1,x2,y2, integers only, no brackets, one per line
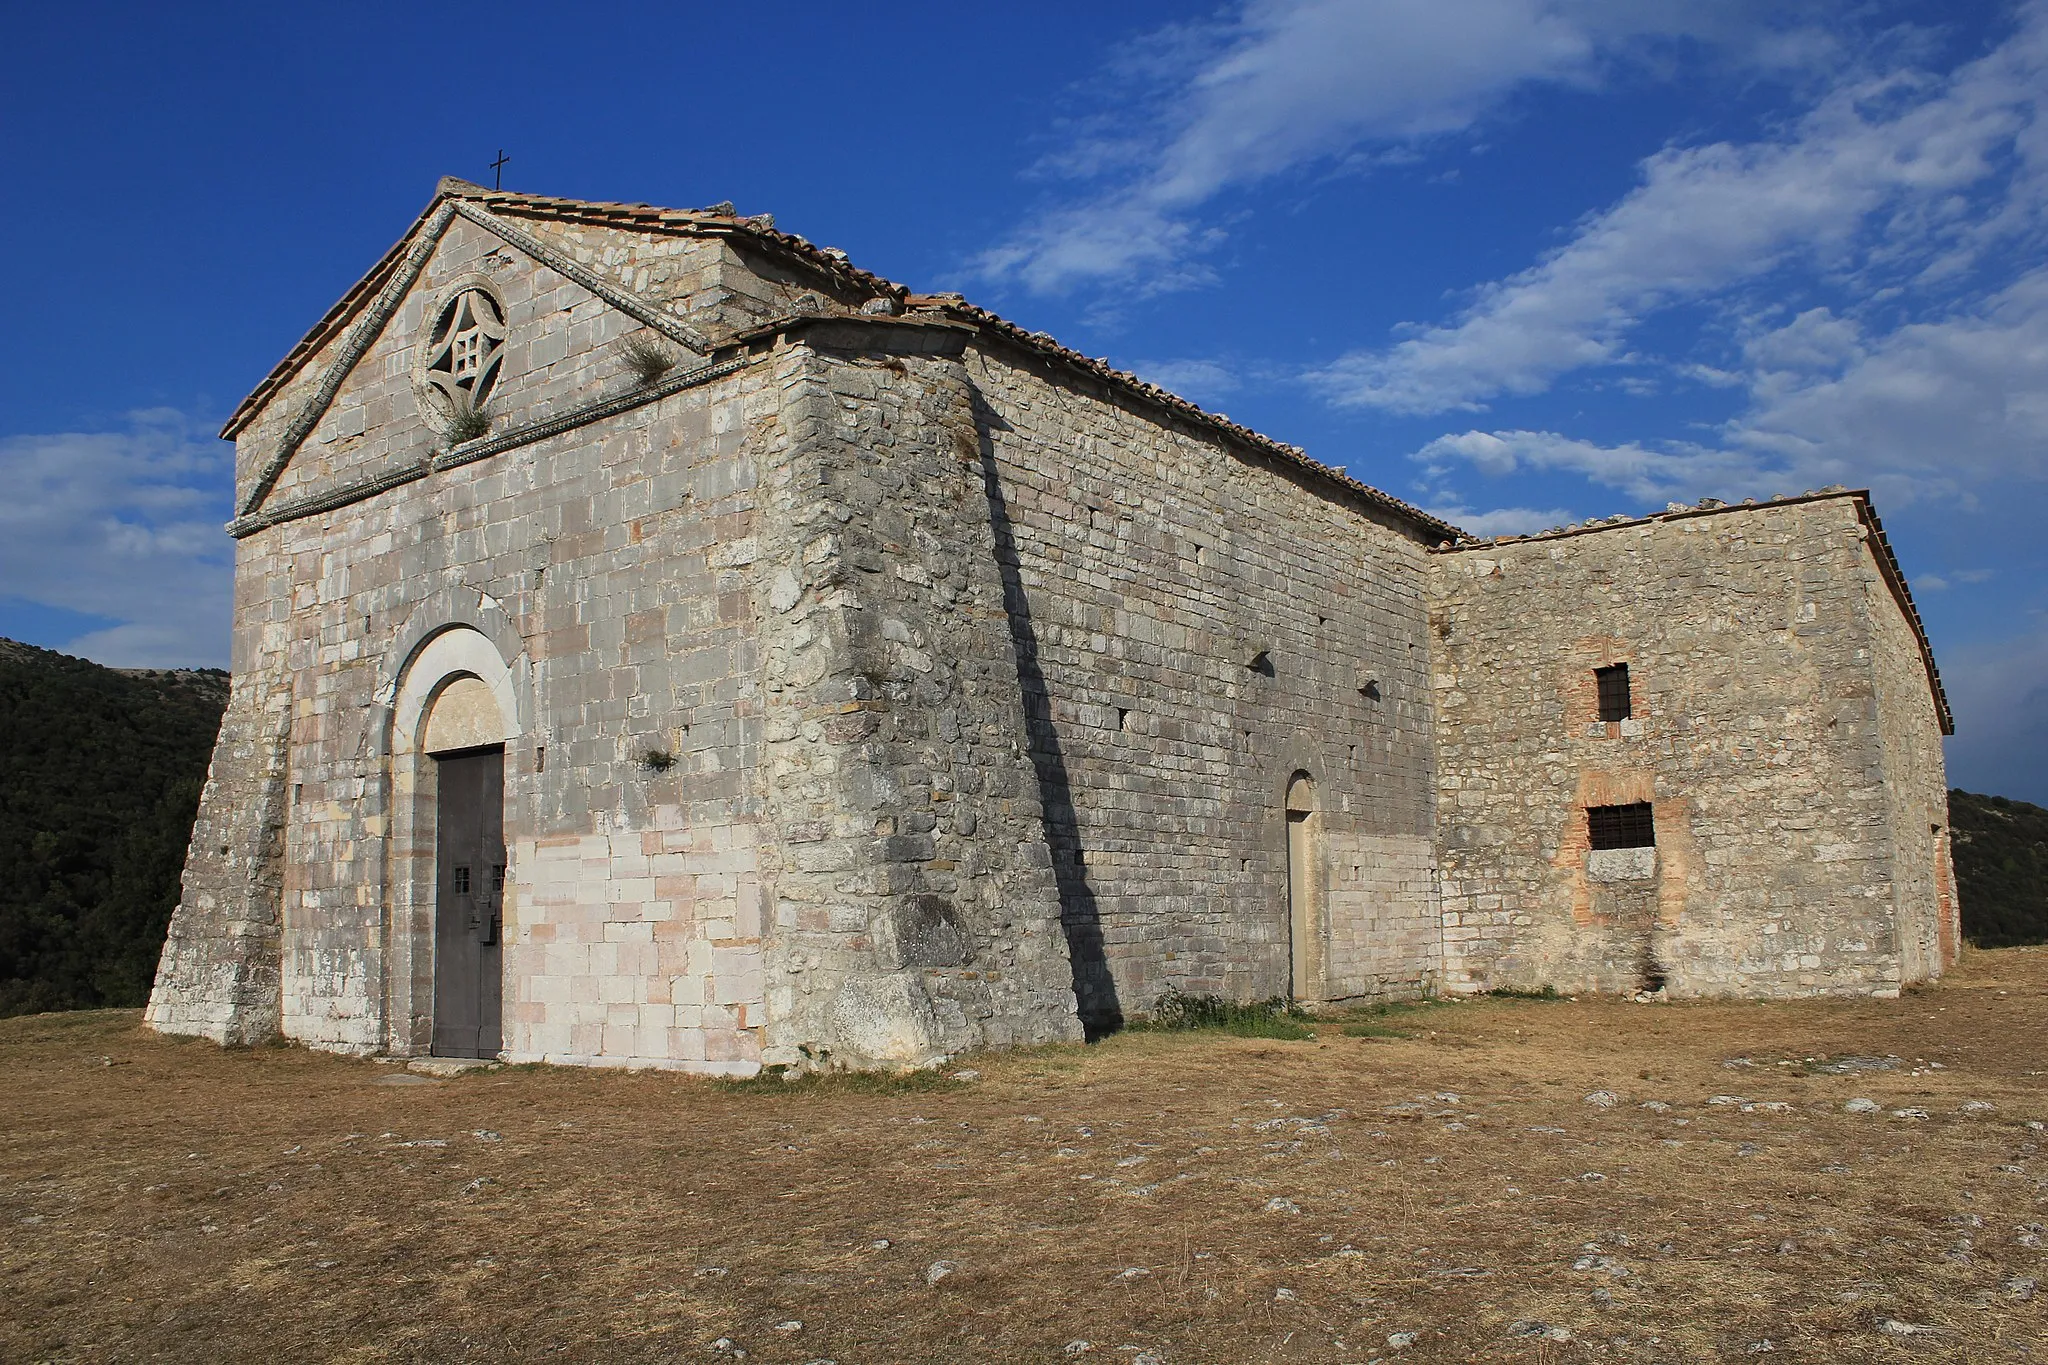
424,287,506,416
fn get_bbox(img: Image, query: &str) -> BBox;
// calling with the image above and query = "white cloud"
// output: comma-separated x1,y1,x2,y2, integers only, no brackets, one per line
1413,427,1771,504
976,0,1814,294
0,411,233,667
1314,13,2048,414
1415,263,2048,510
1730,264,2048,504
1130,357,1244,405
1423,503,1583,537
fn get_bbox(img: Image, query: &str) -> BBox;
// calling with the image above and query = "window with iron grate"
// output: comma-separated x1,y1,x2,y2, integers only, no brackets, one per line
1587,802,1655,849
1595,663,1632,722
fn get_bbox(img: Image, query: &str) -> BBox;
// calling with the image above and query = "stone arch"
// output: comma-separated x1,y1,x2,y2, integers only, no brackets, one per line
390,625,521,758
1285,770,1324,1004
383,622,522,1056
371,589,532,759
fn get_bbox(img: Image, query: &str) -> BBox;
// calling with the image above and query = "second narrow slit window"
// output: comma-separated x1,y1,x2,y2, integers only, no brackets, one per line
1595,662,1632,722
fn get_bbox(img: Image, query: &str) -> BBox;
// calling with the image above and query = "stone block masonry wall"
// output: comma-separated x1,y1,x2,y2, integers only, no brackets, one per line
965,343,1442,1026
238,352,777,1065
1861,540,1958,982
1429,496,1945,998
751,328,1082,1068
144,668,292,1044
151,196,790,1066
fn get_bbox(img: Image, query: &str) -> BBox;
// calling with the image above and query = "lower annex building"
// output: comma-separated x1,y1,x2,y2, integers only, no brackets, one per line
146,179,1959,1073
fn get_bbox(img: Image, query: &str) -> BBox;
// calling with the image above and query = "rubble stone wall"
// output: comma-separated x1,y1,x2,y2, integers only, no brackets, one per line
143,666,292,1044
1861,546,1959,983
751,326,1082,1069
964,342,1442,1027
1428,497,1945,998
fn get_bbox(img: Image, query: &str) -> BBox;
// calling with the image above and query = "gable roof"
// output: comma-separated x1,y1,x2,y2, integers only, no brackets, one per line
222,178,1461,543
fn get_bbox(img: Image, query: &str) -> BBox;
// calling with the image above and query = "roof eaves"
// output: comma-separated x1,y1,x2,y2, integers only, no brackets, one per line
900,294,1462,543
219,195,446,439
1436,488,1954,737
222,180,909,440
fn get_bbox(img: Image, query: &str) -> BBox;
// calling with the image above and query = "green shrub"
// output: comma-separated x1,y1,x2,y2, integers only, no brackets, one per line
447,405,492,444
1340,1021,1409,1039
1131,987,1315,1040
1950,788,2048,947
715,1065,961,1095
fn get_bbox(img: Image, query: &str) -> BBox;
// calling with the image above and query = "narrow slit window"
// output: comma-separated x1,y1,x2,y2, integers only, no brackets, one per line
1587,802,1655,850
1595,663,1632,722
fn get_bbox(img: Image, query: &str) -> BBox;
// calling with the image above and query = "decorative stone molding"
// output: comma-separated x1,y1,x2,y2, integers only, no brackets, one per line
226,353,755,537
412,272,508,432
448,199,715,356
237,201,458,518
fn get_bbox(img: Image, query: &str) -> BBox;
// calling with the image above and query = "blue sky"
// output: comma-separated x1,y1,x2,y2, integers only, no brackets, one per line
2,1,2043,801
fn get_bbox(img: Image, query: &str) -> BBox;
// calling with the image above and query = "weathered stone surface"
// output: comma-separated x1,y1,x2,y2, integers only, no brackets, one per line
1429,497,1956,999
148,182,1957,1072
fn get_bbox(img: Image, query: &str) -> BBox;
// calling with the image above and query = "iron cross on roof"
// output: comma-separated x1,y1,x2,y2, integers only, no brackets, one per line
490,150,509,190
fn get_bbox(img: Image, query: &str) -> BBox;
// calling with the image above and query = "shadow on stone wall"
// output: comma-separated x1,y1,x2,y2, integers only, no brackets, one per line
972,392,1123,1038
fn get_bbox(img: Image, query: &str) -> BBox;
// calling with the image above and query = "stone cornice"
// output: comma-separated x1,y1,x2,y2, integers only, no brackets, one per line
235,202,458,517
226,353,755,539
448,200,715,356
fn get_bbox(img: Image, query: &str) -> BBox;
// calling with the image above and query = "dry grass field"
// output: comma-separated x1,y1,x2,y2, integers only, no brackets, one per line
6,951,2048,1364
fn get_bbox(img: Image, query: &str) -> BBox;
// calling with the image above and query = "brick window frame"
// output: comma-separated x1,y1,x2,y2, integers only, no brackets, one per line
1587,801,1655,850
1595,663,1632,722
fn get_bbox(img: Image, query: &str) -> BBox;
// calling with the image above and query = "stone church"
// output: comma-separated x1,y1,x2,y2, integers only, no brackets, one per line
146,178,1959,1074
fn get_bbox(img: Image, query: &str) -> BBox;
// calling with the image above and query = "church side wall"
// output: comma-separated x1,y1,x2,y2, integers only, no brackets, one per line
1429,498,1907,999
1860,547,1957,983
964,344,1441,1026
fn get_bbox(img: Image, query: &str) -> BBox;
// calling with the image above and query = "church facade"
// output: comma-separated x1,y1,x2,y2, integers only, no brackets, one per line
145,179,1958,1073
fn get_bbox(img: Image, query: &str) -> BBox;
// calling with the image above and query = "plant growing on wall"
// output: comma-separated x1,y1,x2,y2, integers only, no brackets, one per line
641,749,676,773
619,335,677,386
447,404,492,444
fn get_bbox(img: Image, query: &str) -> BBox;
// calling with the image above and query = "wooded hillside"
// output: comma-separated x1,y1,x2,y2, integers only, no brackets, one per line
0,640,227,1016
1951,788,2048,948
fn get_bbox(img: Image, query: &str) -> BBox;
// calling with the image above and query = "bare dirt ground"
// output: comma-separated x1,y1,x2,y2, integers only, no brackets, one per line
6,952,2048,1365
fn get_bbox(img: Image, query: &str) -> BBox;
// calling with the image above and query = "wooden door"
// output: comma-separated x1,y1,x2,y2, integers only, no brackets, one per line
432,747,504,1058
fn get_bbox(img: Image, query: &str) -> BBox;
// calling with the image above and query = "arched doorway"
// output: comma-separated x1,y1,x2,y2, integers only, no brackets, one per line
386,627,519,1058
1286,772,1321,1003
424,678,506,1058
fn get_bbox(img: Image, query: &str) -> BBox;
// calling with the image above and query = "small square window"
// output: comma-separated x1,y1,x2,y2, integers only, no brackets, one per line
1595,663,1632,722
1587,802,1655,850
452,865,471,893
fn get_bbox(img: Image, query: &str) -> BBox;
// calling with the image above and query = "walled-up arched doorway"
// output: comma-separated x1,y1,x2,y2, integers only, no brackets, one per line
1286,772,1322,1003
386,627,519,1058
